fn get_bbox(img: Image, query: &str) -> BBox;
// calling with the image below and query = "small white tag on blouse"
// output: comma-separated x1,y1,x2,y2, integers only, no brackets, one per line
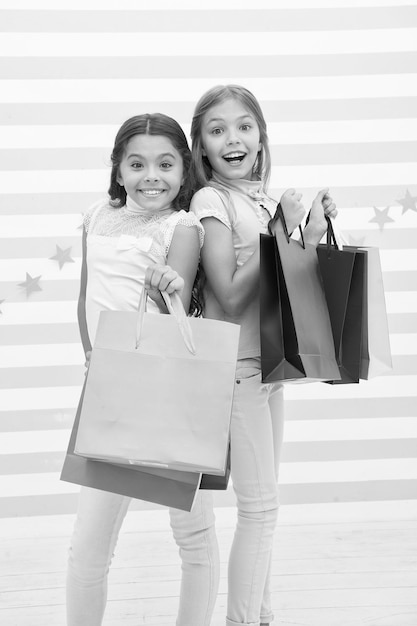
117,234,153,252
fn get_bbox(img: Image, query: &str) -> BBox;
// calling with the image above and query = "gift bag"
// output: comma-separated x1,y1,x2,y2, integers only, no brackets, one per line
359,246,392,379
315,219,366,384
260,205,340,383
200,444,231,490
61,380,202,511
74,290,240,475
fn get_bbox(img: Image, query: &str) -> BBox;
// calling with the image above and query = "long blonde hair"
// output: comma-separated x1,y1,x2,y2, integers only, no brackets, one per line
190,84,272,193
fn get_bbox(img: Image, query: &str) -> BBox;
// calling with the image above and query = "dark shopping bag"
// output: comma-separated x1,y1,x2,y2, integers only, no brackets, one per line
316,218,366,384
260,205,340,383
61,380,202,511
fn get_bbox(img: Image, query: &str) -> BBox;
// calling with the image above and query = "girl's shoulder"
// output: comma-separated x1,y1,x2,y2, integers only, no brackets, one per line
82,197,112,232
190,186,232,230
161,209,204,251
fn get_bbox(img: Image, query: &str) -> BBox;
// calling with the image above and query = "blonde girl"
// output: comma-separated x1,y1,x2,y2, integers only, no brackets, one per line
190,85,336,626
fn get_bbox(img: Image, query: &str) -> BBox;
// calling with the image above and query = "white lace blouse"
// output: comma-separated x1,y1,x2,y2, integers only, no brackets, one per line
83,198,204,344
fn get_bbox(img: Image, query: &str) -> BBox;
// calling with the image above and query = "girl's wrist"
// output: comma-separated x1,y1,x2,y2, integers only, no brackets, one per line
303,221,325,246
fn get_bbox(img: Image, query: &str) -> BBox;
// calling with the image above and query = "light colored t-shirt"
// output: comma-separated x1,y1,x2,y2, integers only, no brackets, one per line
84,197,204,344
190,173,276,359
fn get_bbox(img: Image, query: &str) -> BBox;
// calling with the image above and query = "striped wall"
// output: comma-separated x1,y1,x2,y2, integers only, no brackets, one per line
0,0,416,517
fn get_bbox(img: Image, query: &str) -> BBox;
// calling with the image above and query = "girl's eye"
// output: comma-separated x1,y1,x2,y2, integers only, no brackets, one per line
160,162,172,169
240,124,251,131
131,162,143,169
211,128,223,135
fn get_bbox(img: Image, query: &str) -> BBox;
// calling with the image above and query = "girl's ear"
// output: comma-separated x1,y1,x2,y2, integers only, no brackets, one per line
258,141,262,153
116,172,124,187
202,146,207,157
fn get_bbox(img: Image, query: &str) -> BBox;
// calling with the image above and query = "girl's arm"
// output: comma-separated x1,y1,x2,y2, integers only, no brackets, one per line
200,217,260,317
77,226,92,356
145,224,200,313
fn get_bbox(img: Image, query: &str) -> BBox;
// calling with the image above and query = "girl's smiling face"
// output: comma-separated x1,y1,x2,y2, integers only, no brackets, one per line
117,134,184,211
201,98,262,181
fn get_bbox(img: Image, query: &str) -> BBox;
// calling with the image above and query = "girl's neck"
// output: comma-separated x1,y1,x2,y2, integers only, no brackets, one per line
211,171,265,194
124,195,174,217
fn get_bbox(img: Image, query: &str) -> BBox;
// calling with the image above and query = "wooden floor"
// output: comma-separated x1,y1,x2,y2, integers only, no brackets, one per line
1,500,417,626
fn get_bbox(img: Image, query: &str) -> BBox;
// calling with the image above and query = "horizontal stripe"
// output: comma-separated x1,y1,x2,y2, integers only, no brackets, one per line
0,302,77,325
4,119,417,149
282,439,417,463
0,281,79,303
5,0,417,11
284,375,417,401
1,193,416,238
1,98,416,126
0,271,415,308
382,272,417,292
1,52,417,80
2,235,416,261
0,163,416,193
0,313,413,349
0,378,415,412
2,417,416,455
388,313,417,334
0,249,414,279
0,358,414,390
3,438,417,476
2,7,416,33
0,291,414,326
0,214,82,237
2,30,417,57
0,237,82,259
0,249,417,284
278,480,417,506
2,142,416,171
1,397,415,434
2,459,416,500
3,480,417,518
279,459,417,483
0,366,85,389
0,259,81,280
0,339,405,370
0,323,80,345
0,344,84,368
1,75,417,104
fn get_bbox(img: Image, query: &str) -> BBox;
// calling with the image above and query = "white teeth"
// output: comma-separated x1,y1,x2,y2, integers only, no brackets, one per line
224,152,245,158
141,189,163,196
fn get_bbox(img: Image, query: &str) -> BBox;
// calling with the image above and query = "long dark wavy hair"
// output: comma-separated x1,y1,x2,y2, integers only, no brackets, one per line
107,113,203,316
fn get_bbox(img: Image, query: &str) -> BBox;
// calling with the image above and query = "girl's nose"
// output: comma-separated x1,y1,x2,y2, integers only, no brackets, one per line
226,131,240,145
144,169,159,182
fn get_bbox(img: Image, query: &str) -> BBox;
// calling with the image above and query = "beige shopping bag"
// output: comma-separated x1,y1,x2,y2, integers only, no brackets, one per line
74,291,240,475
359,246,392,379
61,379,202,511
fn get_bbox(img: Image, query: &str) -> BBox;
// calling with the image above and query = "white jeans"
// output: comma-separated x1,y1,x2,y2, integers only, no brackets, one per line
226,365,284,626
66,487,219,625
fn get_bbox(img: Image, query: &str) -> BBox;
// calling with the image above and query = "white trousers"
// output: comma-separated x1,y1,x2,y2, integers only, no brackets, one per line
66,488,219,625
226,366,284,626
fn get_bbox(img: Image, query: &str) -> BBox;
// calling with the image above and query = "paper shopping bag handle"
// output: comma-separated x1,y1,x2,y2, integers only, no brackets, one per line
268,202,305,248
136,288,196,355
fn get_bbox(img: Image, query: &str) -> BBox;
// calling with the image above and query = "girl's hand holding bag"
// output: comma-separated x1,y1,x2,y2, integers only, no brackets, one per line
73,288,240,476
260,203,340,383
